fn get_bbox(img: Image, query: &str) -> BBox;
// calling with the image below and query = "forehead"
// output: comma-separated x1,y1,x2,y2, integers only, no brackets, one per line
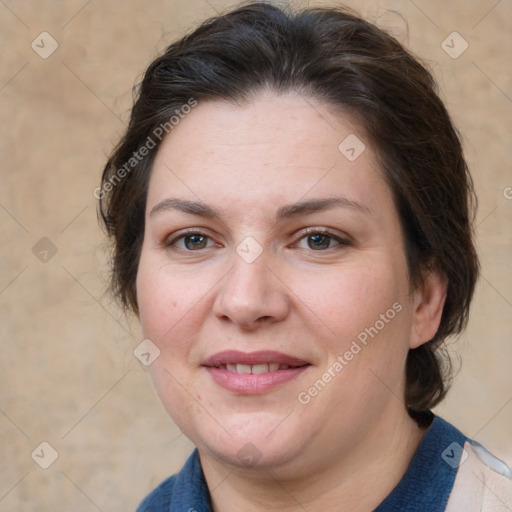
147,91,392,219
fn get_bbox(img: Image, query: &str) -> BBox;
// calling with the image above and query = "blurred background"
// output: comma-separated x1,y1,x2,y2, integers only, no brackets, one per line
0,0,511,510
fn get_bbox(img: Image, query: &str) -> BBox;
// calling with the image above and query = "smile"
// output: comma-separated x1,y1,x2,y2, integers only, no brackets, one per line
202,350,311,394
218,363,298,374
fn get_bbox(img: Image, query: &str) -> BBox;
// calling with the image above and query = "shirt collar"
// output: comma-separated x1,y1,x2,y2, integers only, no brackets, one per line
169,415,466,511
374,415,467,511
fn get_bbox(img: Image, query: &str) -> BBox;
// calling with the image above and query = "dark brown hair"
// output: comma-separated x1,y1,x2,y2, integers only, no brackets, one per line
99,2,479,410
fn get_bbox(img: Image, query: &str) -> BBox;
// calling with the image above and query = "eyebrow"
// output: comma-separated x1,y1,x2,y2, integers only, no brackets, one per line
149,196,371,221
275,197,371,221
150,198,221,219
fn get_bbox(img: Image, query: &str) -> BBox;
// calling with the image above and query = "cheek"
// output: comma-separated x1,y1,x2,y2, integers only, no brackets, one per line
136,251,200,339
292,258,413,404
136,257,204,424
289,260,407,342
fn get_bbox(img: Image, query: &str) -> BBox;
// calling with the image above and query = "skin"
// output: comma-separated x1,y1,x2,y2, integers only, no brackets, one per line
136,91,447,511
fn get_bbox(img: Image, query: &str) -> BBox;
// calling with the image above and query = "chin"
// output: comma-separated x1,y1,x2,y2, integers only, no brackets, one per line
204,436,305,473
177,409,305,468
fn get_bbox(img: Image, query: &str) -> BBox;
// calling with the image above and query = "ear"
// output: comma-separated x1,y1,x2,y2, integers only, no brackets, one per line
409,270,447,349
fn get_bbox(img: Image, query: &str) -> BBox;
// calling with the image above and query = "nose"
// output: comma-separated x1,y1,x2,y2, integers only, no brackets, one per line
212,250,290,330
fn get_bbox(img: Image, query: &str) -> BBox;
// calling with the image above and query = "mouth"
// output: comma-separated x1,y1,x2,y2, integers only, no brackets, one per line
202,350,311,394
215,362,300,374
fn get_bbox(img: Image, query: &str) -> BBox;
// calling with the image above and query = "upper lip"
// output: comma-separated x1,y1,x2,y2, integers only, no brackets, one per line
202,350,310,368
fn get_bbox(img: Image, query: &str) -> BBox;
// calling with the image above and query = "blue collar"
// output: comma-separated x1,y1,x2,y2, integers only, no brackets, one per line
137,415,467,511
374,415,466,511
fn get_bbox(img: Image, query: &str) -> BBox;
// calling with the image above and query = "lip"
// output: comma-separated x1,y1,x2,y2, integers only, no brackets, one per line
202,350,311,394
202,350,310,367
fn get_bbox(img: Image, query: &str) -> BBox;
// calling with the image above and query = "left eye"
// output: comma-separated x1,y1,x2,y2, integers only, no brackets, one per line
172,233,215,250
295,231,345,251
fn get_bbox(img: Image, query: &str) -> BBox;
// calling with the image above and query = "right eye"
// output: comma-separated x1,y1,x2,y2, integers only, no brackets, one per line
167,232,216,251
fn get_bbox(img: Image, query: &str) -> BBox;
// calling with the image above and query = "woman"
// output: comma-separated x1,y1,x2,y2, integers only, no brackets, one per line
99,3,512,510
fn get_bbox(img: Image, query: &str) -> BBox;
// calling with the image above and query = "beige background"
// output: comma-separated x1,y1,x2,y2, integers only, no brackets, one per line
0,0,510,510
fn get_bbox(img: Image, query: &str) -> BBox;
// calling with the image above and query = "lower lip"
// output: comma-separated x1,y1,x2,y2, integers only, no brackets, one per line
205,366,310,394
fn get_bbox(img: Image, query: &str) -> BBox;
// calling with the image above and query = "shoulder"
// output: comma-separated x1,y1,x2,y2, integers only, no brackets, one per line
446,438,512,512
376,414,511,511
136,474,177,512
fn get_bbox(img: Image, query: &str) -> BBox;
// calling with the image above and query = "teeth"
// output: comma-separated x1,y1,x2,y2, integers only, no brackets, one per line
236,364,252,374
251,364,269,374
220,363,296,374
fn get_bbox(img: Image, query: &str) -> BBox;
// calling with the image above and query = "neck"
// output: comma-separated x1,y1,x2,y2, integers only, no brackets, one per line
199,408,429,512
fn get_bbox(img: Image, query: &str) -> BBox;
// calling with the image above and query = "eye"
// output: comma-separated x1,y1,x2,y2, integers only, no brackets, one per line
167,232,216,251
294,229,349,251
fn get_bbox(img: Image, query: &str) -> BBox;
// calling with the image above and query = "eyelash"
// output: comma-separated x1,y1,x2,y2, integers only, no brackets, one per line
165,229,218,252
165,227,351,253
295,227,350,251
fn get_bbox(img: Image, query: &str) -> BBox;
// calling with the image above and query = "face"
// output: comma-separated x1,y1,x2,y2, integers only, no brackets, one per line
136,91,422,475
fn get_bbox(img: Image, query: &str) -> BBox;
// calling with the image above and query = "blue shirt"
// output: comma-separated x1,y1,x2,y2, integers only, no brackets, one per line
136,415,512,511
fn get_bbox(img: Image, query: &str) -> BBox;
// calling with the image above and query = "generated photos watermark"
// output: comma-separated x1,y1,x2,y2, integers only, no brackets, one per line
298,301,403,405
93,97,197,200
